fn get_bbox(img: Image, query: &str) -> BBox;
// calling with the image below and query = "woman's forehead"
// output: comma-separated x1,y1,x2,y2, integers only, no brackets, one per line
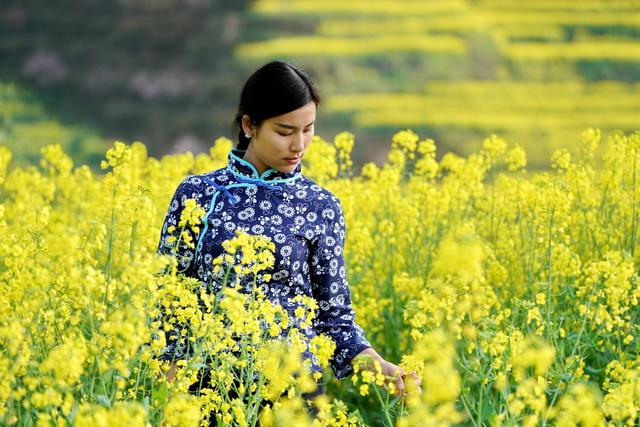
267,102,316,126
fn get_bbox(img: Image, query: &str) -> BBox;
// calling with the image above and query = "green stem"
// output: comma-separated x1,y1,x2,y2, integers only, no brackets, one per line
629,150,637,255
545,206,556,341
129,220,137,259
544,283,598,418
373,384,394,427
104,186,116,281
476,382,484,425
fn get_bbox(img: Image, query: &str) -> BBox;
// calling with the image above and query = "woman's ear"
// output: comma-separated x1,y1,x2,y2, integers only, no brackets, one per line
241,114,253,136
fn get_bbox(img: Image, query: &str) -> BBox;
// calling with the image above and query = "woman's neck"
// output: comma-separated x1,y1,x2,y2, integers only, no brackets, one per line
241,145,268,176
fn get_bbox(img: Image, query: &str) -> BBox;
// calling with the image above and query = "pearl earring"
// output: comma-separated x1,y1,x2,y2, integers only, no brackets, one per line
245,133,251,139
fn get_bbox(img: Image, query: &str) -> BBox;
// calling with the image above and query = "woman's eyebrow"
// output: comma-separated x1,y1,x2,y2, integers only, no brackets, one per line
274,121,315,129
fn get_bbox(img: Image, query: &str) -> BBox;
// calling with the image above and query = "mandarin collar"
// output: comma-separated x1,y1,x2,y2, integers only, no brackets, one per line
226,148,302,182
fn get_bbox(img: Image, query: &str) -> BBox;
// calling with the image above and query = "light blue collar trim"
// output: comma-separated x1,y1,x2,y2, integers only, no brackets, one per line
227,148,302,184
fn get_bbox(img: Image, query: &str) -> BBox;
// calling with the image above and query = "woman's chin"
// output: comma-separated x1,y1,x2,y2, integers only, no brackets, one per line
275,163,298,173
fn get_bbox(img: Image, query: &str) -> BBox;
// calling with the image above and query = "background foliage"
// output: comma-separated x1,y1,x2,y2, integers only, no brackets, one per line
1,0,639,168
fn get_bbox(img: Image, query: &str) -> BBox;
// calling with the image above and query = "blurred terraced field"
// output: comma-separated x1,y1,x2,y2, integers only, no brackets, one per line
0,83,106,168
237,0,640,166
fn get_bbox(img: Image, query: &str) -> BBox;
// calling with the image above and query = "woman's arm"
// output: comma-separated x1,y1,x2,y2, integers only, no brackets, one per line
156,178,201,362
157,178,199,275
309,198,372,380
310,196,421,395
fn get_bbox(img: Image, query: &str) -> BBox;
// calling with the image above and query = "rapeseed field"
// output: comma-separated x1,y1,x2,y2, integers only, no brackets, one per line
1,128,639,426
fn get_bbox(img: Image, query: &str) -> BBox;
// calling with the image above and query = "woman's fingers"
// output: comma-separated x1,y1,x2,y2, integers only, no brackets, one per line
365,361,423,398
406,371,421,387
382,377,405,397
374,361,401,396
402,371,423,397
386,363,406,397
394,375,405,395
164,361,177,383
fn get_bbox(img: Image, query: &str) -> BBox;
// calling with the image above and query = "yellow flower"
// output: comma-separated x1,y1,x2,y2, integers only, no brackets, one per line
164,394,202,427
359,384,369,396
505,144,527,171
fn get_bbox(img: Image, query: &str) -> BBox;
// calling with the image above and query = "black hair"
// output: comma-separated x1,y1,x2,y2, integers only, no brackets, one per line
233,61,320,150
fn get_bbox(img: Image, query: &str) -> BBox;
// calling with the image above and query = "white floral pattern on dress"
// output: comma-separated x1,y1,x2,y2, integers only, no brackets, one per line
157,147,371,380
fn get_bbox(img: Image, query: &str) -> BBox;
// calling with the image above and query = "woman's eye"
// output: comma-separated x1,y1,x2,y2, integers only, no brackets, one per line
304,128,313,133
277,132,292,137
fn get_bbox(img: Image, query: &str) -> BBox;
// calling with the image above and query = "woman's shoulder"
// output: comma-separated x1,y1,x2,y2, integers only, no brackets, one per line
297,175,343,210
173,167,228,195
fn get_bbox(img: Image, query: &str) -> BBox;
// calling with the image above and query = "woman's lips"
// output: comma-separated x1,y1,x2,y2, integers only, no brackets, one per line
284,156,301,164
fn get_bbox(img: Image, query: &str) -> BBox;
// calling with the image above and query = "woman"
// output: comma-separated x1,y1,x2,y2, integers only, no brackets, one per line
157,61,420,415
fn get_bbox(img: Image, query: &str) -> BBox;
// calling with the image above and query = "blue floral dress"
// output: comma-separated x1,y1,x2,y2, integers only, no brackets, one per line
157,147,371,380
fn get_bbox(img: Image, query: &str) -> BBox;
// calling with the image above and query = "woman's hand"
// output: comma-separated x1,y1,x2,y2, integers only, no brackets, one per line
164,361,178,383
353,348,422,398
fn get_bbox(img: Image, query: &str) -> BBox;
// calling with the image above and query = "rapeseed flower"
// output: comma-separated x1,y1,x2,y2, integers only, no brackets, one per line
1,128,640,425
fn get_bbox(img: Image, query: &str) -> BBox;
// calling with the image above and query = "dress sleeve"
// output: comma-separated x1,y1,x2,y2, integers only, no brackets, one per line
156,178,198,362
157,179,197,276
310,198,372,380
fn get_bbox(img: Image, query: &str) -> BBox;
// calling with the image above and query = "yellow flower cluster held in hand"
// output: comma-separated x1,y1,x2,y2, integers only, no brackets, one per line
352,349,422,400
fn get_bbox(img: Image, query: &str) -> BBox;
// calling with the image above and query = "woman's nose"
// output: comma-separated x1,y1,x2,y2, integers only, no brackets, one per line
291,132,304,152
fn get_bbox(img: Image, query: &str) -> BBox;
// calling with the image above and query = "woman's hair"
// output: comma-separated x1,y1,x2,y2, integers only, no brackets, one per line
233,61,320,150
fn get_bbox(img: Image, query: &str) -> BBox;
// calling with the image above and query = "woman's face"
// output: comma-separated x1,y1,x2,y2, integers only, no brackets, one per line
242,101,316,175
